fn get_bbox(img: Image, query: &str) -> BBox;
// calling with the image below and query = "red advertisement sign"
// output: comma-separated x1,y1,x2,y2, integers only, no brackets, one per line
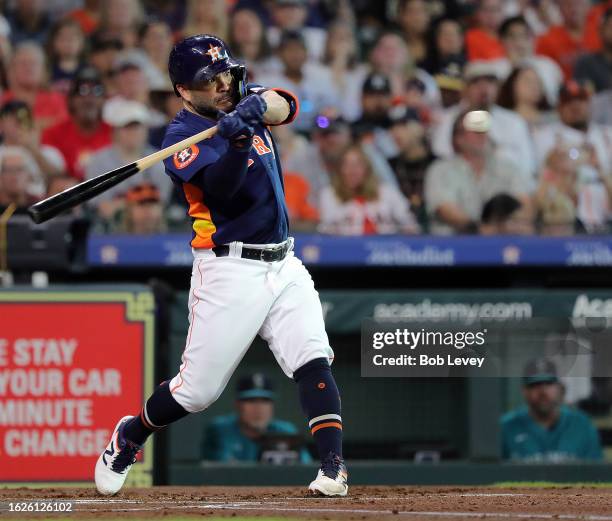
0,292,154,483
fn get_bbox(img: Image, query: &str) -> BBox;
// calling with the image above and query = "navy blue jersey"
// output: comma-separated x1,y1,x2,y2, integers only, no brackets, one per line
162,87,298,248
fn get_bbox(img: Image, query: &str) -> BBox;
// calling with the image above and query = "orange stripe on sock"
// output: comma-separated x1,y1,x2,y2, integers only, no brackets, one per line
311,421,342,435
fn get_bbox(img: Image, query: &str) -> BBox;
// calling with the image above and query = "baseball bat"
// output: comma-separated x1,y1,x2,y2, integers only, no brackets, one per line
28,125,218,224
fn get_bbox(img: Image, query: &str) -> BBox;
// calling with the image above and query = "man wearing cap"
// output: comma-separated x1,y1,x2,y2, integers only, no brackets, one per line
85,98,170,220
501,358,603,462
431,60,536,179
42,67,112,180
425,109,532,234
119,183,166,235
201,373,311,463
533,81,612,175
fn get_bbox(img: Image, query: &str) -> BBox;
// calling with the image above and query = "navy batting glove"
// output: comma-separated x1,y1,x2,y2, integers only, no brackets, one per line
217,111,254,149
235,94,267,125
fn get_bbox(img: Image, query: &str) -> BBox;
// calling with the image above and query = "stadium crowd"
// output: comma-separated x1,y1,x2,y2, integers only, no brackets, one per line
0,0,611,236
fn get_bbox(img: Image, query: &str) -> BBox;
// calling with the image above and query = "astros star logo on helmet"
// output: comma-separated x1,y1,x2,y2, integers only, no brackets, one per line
206,44,227,63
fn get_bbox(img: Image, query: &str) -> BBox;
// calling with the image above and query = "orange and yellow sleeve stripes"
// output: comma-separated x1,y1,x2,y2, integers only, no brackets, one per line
308,414,342,435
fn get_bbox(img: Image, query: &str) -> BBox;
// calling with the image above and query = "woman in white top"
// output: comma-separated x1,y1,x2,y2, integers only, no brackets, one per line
319,144,419,235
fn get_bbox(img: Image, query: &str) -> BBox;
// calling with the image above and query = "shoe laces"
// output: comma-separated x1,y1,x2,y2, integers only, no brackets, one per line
321,452,345,480
111,426,142,474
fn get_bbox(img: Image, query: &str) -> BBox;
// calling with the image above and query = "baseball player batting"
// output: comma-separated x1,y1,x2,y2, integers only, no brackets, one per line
94,35,347,497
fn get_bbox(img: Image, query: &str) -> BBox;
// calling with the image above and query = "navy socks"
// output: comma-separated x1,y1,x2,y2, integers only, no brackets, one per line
123,381,190,445
294,357,343,460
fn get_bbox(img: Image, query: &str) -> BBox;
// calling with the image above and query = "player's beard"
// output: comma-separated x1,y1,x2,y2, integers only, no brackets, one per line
190,90,238,120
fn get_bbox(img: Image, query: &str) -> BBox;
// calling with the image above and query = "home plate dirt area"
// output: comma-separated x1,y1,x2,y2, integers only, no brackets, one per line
1,486,612,520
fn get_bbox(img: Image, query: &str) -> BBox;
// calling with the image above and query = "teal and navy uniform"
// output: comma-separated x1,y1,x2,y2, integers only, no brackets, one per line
201,413,312,462
501,405,603,462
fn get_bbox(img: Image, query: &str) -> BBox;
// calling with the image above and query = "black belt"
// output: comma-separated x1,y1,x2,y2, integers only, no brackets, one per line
212,241,292,262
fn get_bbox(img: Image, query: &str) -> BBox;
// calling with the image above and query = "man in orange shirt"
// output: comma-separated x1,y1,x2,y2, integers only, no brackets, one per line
465,0,506,61
535,0,591,79
42,68,111,180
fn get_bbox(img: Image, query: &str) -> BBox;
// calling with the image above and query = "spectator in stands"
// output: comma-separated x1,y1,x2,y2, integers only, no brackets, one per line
0,100,65,182
66,0,101,35
498,16,563,106
319,144,419,235
534,146,581,235
294,112,352,204
136,20,174,91
86,98,170,221
0,145,41,212
422,17,466,79
268,0,326,62
534,81,612,178
431,60,536,178
465,0,506,62
353,73,393,136
96,0,144,50
1,42,68,131
227,8,275,81
396,0,431,68
322,21,368,122
425,110,531,235
201,373,311,463
497,67,554,130
386,106,434,225
536,145,610,234
182,0,228,41
5,0,52,46
535,0,590,79
111,58,166,127
89,36,123,93
369,31,440,107
501,358,603,462
42,68,111,180
574,8,612,93
264,31,338,132
46,18,86,95
117,183,166,235
479,193,534,235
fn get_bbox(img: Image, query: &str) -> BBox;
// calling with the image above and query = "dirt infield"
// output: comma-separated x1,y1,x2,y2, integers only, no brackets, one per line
1,485,612,520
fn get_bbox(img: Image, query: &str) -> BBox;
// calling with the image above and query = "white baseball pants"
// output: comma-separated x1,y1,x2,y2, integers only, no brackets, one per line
169,242,334,413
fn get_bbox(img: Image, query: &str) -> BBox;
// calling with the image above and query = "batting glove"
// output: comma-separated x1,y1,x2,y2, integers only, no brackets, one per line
217,111,254,149
235,94,267,125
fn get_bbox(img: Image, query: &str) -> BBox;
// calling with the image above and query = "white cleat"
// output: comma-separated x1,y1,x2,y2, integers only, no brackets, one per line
308,452,348,497
95,416,142,496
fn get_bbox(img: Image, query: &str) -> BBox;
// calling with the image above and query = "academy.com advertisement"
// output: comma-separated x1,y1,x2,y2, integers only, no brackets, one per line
0,290,154,484
318,289,612,333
